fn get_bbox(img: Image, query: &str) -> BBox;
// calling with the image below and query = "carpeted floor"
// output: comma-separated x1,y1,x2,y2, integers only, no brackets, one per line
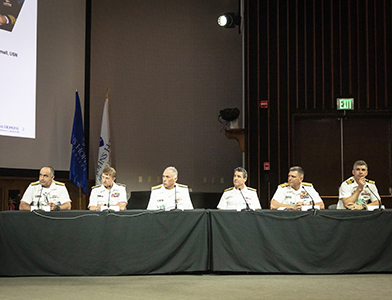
0,274,391,299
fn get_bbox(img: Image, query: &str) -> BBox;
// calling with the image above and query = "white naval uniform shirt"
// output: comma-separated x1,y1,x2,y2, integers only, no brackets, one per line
88,182,127,208
217,185,261,210
21,181,71,206
337,176,380,209
271,182,323,205
147,183,194,210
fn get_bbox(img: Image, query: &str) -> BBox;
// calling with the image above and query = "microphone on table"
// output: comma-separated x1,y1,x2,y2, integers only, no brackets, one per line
103,184,114,212
34,185,45,211
107,184,111,210
239,188,252,211
171,185,181,211
302,186,316,211
366,184,383,210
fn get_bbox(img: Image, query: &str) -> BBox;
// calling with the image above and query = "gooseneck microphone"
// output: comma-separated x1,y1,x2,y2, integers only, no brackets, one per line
366,184,383,210
174,185,177,209
106,184,113,212
302,186,315,211
171,185,181,211
107,184,111,209
101,184,112,212
239,188,252,211
36,185,44,211
36,184,44,211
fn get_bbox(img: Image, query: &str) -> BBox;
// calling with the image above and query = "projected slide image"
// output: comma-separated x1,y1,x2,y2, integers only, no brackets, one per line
0,0,25,32
0,0,36,138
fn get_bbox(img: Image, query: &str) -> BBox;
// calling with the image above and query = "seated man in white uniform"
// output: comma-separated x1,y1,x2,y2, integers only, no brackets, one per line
337,160,381,210
217,167,261,210
147,166,194,210
89,167,128,211
270,166,324,210
19,166,72,211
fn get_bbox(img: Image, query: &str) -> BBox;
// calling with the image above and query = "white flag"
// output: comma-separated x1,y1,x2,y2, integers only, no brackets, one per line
95,97,111,185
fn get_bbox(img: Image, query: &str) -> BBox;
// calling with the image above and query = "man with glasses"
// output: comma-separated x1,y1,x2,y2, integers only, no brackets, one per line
337,160,381,210
20,166,72,211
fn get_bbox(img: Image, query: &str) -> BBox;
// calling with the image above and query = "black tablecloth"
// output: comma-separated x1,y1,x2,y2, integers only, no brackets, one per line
2,209,392,276
210,209,392,274
0,210,209,276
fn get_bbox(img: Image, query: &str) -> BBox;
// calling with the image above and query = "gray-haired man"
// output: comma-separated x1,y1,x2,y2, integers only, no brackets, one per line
147,166,194,210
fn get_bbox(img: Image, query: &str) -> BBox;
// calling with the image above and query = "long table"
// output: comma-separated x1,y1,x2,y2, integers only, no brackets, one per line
0,210,209,276
1,209,392,276
210,210,392,274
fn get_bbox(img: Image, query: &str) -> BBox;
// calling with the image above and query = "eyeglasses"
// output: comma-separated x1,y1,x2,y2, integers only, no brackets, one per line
355,168,367,171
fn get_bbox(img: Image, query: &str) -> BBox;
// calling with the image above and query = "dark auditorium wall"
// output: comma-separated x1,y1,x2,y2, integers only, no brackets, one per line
245,0,392,209
89,0,243,194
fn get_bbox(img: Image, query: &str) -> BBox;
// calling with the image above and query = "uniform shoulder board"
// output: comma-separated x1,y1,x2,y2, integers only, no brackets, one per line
279,183,289,188
302,182,312,187
247,187,257,192
346,179,355,185
152,184,162,190
224,187,234,192
91,184,102,189
31,181,40,186
177,183,188,188
366,179,375,184
54,181,65,186
116,183,126,187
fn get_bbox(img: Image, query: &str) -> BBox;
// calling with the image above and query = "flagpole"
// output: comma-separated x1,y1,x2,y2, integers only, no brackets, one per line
76,89,83,209
95,91,111,185
70,90,88,197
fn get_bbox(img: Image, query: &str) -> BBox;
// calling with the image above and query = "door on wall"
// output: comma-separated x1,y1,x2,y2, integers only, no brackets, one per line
0,179,31,211
292,115,392,200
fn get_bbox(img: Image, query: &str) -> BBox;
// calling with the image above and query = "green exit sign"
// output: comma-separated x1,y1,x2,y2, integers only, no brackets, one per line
337,98,354,110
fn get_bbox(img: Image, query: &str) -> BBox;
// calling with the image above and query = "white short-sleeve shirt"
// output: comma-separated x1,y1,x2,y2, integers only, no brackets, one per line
88,182,127,208
21,181,71,206
337,176,380,209
271,182,323,205
217,185,261,210
147,183,194,210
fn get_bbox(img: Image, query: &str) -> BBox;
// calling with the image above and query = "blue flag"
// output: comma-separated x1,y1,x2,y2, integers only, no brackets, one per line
69,91,88,194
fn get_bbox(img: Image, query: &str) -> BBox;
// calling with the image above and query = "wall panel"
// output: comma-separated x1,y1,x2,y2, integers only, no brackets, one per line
246,0,392,208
